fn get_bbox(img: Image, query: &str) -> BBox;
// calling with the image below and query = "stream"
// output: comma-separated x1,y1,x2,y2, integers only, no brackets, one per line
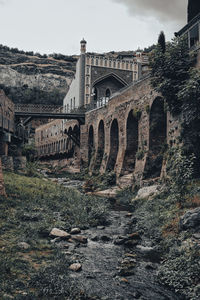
48,175,183,300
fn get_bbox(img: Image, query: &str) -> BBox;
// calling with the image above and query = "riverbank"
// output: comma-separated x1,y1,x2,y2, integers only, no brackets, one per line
0,169,200,299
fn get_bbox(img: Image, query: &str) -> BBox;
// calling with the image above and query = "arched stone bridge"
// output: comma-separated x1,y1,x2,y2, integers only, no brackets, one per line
36,77,180,185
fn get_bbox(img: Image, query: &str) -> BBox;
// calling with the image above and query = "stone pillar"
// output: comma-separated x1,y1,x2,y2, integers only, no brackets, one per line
0,158,6,196
80,124,89,168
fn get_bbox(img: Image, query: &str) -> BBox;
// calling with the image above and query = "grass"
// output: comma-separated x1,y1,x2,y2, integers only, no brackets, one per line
0,171,109,299
115,180,200,299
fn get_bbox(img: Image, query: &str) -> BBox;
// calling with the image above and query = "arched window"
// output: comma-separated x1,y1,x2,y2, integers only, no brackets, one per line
106,89,111,98
93,87,98,101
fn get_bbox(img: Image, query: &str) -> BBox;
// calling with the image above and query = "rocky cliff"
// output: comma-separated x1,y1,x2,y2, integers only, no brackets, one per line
0,45,78,105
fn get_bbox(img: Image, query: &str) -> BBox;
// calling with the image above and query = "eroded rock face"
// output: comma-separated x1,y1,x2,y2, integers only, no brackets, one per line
179,207,200,231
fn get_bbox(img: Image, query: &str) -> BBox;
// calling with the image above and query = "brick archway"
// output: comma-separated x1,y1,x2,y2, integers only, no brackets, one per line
121,110,138,175
95,120,105,170
107,119,119,171
144,97,167,179
88,125,94,166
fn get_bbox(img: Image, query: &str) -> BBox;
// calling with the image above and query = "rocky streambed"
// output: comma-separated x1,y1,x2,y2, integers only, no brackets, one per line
47,175,183,300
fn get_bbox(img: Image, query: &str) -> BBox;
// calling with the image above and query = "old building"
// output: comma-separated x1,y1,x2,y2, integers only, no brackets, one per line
0,90,15,156
36,0,199,185
63,39,149,110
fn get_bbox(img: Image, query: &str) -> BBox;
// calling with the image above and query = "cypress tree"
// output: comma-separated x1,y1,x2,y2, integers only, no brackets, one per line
158,31,166,53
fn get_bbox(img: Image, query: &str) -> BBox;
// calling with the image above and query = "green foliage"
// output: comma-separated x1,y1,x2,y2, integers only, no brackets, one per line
150,36,194,114
158,31,166,54
167,147,195,204
0,171,109,297
25,161,41,178
22,142,37,161
158,243,200,299
29,251,81,298
151,36,200,176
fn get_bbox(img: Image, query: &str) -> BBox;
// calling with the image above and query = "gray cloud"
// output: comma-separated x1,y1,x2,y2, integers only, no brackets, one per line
0,0,7,5
112,0,187,23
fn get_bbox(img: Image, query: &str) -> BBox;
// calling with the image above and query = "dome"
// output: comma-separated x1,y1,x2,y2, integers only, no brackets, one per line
80,38,87,44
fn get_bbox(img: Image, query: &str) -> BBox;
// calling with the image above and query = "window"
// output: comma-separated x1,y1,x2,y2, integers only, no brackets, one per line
86,76,89,84
74,97,75,108
109,60,112,67
117,61,120,68
71,99,73,109
91,58,94,65
104,59,107,67
189,24,199,48
93,87,98,101
86,95,89,104
87,67,90,74
113,60,116,68
96,58,98,65
106,89,111,98
126,63,129,69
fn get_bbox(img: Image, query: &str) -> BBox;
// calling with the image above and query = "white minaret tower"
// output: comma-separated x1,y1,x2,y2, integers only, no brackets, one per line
80,38,87,54
79,38,87,107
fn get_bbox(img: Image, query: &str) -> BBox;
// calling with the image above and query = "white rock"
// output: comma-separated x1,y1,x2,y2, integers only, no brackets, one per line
135,185,160,200
50,228,71,239
69,263,82,272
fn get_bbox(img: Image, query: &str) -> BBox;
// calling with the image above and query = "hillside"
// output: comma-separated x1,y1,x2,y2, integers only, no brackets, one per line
0,44,153,106
0,45,78,105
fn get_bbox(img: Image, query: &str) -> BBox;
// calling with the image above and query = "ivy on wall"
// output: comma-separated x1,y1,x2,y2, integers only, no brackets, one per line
150,35,200,176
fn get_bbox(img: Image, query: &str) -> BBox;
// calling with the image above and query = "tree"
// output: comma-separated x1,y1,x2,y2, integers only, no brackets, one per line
158,31,166,54
151,36,200,176
150,36,194,114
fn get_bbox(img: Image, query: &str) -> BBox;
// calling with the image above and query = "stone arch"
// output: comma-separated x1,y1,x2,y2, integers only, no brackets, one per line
95,120,105,170
107,119,119,171
144,97,167,179
68,127,72,149
73,124,80,139
121,110,138,174
88,125,94,166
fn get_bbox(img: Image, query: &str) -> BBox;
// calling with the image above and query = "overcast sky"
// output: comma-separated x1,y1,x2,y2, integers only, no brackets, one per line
0,0,188,55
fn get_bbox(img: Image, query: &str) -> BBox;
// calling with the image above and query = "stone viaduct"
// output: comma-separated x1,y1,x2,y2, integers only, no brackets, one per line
36,77,180,186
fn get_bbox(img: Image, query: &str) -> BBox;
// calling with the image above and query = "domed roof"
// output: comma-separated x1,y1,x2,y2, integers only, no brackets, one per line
80,38,87,44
